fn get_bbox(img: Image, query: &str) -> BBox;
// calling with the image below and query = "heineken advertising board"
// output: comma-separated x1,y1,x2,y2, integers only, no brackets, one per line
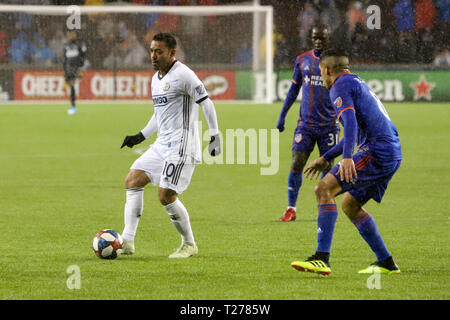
237,70,450,102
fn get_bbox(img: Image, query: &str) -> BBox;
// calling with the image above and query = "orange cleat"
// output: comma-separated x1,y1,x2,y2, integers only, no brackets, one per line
279,208,296,222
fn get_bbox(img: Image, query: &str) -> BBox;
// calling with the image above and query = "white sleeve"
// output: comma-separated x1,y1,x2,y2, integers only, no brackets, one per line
183,68,209,104
140,114,157,138
200,98,219,136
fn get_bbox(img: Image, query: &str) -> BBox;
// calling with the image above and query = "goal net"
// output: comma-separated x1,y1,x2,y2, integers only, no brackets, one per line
0,3,274,103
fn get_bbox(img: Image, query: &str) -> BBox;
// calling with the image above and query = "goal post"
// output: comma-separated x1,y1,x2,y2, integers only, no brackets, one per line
0,3,274,103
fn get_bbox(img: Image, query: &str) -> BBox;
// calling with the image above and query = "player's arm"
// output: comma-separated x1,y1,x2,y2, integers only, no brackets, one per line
77,43,88,77
277,82,301,132
185,69,221,156
335,107,358,182
309,107,357,182
63,46,67,70
305,92,358,182
199,97,221,156
277,60,302,132
79,42,87,65
120,114,156,149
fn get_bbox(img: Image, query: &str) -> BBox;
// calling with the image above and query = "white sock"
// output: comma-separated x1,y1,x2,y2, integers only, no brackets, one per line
122,188,144,242
163,198,195,245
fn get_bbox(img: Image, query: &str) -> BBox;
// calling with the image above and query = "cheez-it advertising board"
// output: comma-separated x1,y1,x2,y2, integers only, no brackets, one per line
14,70,236,101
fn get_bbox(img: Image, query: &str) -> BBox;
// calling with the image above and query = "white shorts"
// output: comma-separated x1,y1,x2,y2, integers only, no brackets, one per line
130,143,196,194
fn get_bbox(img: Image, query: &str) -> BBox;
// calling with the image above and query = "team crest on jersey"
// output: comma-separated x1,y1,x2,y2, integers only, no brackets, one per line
294,134,302,143
163,83,170,91
334,96,343,108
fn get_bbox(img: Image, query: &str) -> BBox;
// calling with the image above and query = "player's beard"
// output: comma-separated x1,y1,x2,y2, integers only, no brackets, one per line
152,61,160,71
153,58,172,72
153,59,173,75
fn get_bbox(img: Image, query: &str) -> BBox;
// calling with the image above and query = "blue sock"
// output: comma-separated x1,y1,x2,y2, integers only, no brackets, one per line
352,213,390,262
287,170,302,208
316,204,338,253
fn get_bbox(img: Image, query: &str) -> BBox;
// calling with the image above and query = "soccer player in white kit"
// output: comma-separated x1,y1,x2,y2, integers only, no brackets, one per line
120,33,221,258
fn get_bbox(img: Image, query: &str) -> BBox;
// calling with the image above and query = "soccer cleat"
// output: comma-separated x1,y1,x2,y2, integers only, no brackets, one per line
168,242,198,258
279,208,296,222
67,106,77,115
358,256,400,274
291,254,331,276
122,240,135,255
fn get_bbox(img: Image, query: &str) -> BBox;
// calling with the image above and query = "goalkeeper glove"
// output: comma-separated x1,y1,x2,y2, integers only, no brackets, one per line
121,132,145,149
209,134,221,156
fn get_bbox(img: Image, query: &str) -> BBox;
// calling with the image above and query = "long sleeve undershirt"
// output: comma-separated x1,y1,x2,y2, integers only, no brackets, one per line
323,108,358,162
279,82,300,121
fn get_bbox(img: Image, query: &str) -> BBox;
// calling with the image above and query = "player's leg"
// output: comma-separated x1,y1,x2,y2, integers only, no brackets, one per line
280,151,309,221
66,78,77,115
341,192,400,274
310,149,375,262
289,151,310,207
159,187,197,258
121,146,161,254
121,169,150,254
280,128,314,221
291,172,342,276
337,152,401,274
159,187,194,246
159,157,198,258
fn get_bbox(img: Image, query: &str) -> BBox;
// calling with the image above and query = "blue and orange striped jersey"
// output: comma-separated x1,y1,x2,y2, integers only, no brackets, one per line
292,49,337,128
330,72,402,162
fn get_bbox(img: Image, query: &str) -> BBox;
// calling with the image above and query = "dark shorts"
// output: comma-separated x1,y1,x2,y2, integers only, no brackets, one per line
64,66,80,82
292,125,340,155
329,150,401,205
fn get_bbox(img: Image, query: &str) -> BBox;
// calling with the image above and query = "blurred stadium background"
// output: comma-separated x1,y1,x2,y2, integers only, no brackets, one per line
0,0,448,103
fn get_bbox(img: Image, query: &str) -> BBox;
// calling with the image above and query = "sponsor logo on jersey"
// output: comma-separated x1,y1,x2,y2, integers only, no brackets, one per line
65,48,80,58
303,74,324,86
152,95,168,106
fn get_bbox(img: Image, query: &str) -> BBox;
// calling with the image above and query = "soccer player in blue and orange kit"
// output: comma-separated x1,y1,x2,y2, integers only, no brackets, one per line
290,49,402,276
277,25,339,222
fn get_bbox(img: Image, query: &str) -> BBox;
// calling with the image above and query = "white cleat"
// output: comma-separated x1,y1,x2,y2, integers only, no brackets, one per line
168,242,198,258
122,240,135,255
67,106,77,115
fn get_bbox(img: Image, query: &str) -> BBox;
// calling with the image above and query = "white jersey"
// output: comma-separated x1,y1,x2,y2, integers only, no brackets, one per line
151,61,208,162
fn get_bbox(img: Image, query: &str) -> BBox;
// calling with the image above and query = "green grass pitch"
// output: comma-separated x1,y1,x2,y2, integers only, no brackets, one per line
0,101,449,300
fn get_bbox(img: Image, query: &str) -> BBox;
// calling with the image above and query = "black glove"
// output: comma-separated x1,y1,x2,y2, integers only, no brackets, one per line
209,134,221,156
121,132,145,149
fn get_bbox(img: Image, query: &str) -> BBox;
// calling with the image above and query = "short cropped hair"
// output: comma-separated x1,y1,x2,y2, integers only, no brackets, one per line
311,24,330,34
153,33,177,50
320,48,349,60
320,48,350,73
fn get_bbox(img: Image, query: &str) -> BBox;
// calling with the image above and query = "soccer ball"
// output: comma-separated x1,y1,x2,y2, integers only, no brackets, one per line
92,229,123,259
